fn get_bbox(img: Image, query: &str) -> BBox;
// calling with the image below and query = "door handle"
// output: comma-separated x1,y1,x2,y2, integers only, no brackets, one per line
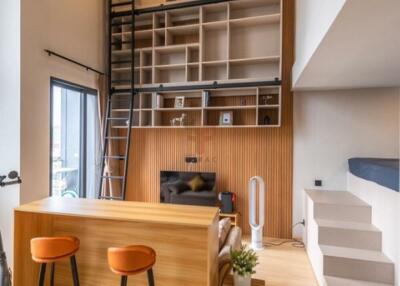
0,171,21,188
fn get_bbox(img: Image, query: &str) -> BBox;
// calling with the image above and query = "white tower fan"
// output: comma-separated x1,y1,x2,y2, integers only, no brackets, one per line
248,176,265,251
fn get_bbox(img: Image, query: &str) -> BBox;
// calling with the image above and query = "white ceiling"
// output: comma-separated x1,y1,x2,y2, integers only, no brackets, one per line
293,0,400,91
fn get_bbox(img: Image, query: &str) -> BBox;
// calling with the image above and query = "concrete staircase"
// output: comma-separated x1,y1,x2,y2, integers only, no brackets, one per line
304,190,395,286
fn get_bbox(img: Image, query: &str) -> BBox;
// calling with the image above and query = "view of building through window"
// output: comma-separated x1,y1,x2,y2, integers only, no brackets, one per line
51,80,100,199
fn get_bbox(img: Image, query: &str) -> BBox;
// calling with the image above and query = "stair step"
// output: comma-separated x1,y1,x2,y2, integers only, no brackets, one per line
325,275,394,286
321,245,394,284
316,219,381,250
306,190,372,223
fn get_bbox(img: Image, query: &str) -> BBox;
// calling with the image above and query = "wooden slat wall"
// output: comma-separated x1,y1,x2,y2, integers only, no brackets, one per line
125,0,294,238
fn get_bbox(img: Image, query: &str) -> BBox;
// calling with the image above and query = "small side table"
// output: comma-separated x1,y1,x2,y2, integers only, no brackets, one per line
219,212,240,227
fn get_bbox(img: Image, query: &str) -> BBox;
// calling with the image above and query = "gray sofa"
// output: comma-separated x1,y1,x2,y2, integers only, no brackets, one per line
160,172,217,206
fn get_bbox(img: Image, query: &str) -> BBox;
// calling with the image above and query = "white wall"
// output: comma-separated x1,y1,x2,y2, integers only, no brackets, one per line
21,0,105,204
293,0,345,86
0,0,21,264
293,88,400,237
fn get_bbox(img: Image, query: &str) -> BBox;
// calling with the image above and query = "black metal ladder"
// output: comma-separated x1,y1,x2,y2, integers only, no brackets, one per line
98,0,135,200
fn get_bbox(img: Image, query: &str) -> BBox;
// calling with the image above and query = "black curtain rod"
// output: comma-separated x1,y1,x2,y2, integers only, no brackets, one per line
44,49,105,76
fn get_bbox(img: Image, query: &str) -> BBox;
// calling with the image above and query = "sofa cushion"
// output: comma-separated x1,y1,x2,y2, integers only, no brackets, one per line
169,190,217,206
168,180,189,194
188,175,206,191
218,218,231,250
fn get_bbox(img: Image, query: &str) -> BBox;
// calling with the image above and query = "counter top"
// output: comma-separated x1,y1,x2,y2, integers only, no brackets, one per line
15,197,219,227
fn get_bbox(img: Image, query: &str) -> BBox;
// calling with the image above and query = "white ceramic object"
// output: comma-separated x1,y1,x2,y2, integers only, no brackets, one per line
233,273,251,286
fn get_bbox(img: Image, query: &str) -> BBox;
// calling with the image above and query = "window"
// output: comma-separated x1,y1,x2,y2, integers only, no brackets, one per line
50,78,101,198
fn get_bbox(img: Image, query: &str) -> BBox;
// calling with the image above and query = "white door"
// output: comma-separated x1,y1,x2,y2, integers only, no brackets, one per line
0,0,20,264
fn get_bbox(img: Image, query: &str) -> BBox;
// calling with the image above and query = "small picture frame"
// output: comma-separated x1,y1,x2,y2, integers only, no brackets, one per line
219,111,233,126
174,96,185,108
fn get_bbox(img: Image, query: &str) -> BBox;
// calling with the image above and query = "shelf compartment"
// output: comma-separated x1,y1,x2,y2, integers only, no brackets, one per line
229,0,281,19
187,64,200,82
155,48,186,65
205,109,256,126
154,65,186,84
258,87,280,106
202,3,228,23
229,61,279,80
154,29,166,47
202,62,227,81
230,21,280,59
140,110,152,127
140,93,153,109
202,23,228,62
141,50,153,67
187,46,199,63
166,7,200,27
258,107,279,126
160,91,203,108
154,12,166,29
135,14,153,31
153,110,202,127
166,24,200,46
140,67,152,85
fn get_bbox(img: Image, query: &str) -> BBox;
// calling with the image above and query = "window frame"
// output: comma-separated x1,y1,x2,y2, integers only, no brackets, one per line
49,77,98,198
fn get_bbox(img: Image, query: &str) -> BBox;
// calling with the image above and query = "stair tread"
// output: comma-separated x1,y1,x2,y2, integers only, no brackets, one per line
315,219,379,232
320,245,392,263
305,189,369,206
325,275,393,286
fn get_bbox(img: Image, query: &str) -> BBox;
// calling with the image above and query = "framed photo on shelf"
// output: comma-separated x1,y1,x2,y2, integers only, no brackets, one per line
174,96,185,108
219,111,233,126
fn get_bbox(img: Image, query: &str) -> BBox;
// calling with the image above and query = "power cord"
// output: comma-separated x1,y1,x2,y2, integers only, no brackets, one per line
263,219,306,248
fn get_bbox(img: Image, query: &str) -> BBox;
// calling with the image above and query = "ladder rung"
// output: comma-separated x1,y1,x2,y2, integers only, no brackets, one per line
111,41,132,46
111,1,132,8
107,117,130,120
111,22,132,27
103,155,125,160
99,196,124,200
105,137,128,140
111,60,132,64
101,176,124,180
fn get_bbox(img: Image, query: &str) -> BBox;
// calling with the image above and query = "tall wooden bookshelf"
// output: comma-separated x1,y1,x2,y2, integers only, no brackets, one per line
110,0,282,128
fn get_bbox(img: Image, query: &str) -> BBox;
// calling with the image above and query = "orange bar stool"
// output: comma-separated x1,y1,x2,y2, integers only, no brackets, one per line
30,236,80,286
108,245,156,286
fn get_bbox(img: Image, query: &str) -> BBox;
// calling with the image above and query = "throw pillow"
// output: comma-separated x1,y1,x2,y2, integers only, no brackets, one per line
218,218,232,250
188,175,206,192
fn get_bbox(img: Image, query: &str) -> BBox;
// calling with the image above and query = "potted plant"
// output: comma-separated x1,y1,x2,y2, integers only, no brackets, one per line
230,245,259,286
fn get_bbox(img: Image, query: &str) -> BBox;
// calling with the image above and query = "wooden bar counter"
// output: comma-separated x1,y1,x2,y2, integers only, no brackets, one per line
14,197,219,286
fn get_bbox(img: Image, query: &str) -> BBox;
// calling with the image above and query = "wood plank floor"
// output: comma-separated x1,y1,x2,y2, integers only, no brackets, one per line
224,237,318,286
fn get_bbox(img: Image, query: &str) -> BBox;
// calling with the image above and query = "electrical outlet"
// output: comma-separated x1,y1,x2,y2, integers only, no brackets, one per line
315,180,322,187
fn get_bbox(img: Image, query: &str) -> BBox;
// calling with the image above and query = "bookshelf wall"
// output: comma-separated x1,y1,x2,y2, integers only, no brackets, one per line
110,0,282,129
111,0,281,88
110,87,281,128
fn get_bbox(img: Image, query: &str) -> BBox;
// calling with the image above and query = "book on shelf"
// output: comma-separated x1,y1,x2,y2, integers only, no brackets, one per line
152,92,164,108
202,91,210,107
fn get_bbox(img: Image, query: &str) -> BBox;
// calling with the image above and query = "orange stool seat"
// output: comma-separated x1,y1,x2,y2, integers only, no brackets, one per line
30,236,80,286
31,236,80,263
108,245,156,286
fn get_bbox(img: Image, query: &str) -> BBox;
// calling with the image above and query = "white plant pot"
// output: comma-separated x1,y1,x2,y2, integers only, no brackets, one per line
233,273,251,286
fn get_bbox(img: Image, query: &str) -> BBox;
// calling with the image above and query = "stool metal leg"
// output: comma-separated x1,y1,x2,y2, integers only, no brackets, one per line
38,263,46,286
147,268,155,286
70,255,80,286
50,262,55,286
121,276,128,286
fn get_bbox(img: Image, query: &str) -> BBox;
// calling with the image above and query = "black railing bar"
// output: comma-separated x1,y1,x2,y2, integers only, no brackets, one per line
44,49,106,76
